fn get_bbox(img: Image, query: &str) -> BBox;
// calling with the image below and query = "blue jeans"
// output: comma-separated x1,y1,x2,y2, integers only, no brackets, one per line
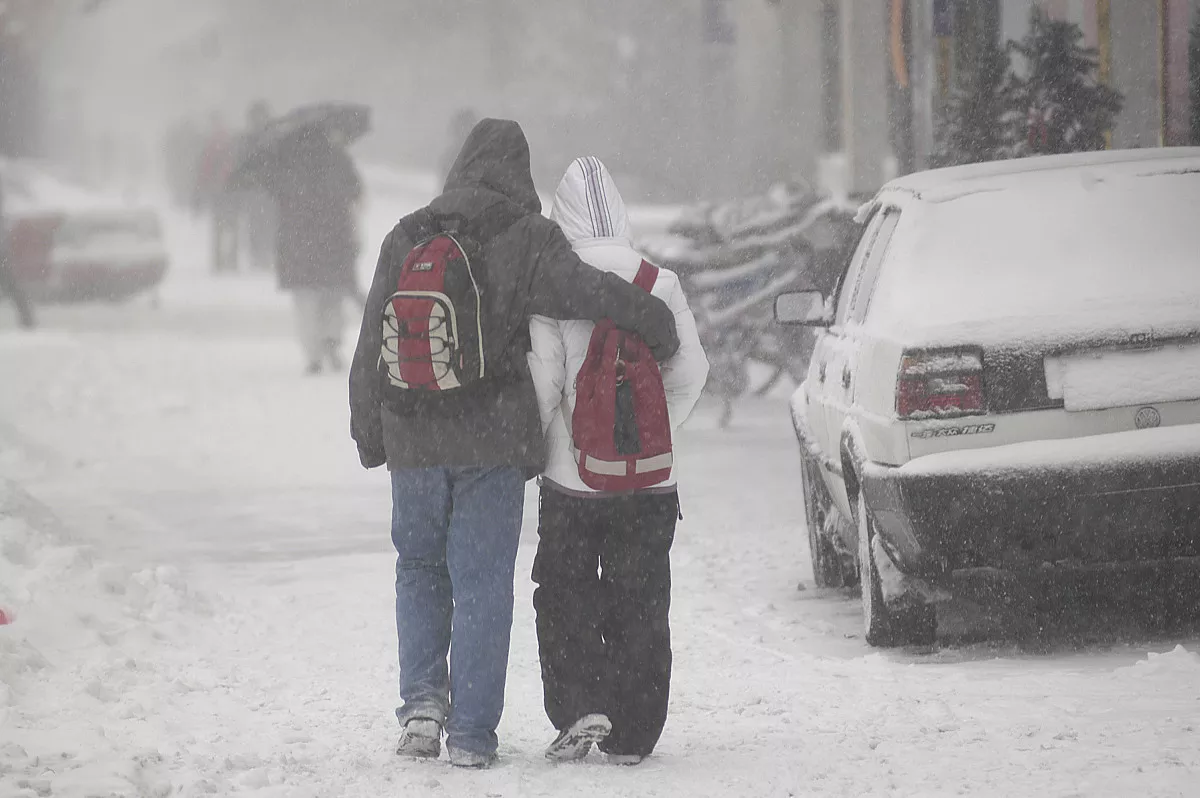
390,466,525,756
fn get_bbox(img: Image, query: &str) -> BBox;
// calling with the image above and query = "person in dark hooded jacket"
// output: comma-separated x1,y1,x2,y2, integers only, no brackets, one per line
349,119,679,768
258,127,362,373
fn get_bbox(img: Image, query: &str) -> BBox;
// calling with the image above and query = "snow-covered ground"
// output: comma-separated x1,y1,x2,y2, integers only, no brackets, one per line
2,173,1199,798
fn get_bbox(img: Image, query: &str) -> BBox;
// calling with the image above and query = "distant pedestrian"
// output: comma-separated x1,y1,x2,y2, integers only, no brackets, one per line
195,113,238,273
236,101,278,273
162,117,203,210
528,157,708,765
258,126,362,374
0,174,36,329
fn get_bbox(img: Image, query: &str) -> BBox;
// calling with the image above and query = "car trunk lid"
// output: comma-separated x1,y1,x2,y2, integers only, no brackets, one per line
904,304,1200,416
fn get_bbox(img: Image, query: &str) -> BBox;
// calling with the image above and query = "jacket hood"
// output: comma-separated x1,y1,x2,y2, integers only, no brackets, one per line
443,118,541,213
550,157,630,244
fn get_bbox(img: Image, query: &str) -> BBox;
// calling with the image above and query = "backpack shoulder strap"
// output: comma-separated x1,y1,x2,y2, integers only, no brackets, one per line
633,259,659,293
397,207,440,247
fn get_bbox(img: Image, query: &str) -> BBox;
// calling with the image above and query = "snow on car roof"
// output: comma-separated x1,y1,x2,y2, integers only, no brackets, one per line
0,158,134,215
862,151,1200,345
877,147,1200,205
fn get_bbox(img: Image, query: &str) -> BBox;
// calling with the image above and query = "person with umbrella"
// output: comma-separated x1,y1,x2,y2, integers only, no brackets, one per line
233,103,366,374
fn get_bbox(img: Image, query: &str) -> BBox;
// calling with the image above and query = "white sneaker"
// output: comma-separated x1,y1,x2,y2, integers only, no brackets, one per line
448,747,498,769
545,713,612,762
396,718,442,759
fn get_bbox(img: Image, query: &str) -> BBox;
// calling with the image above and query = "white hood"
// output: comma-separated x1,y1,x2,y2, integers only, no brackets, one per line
550,156,631,244
530,157,711,494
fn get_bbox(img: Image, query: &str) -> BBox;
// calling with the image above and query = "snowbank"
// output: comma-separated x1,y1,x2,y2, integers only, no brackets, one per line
0,498,212,797
1115,645,1200,679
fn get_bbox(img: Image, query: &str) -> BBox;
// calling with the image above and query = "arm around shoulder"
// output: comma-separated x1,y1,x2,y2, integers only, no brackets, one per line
525,222,680,360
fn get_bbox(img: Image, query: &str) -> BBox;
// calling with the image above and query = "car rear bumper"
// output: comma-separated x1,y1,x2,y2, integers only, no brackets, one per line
34,259,168,302
860,425,1200,575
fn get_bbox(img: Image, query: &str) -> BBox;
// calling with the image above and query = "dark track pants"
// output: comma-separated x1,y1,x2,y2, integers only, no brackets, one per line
532,486,677,757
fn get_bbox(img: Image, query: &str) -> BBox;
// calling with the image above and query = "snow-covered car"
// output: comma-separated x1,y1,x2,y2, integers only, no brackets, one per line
776,148,1200,647
2,160,168,302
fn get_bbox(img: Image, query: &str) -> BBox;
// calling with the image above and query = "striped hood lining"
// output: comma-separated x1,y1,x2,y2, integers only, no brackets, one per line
550,156,631,244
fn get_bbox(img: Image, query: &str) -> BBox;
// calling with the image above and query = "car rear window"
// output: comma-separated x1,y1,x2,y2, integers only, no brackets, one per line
867,171,1200,332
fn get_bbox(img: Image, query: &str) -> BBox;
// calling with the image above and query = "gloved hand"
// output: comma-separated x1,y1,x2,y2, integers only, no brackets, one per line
639,295,680,362
596,271,680,362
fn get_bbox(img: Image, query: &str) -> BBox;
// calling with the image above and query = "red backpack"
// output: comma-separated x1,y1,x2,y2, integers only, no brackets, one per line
379,205,521,395
571,261,673,491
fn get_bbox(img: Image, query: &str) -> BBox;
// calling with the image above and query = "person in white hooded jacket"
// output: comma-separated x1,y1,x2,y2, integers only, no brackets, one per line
527,157,709,765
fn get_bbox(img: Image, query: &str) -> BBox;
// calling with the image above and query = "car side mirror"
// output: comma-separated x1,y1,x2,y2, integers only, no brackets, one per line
774,291,832,327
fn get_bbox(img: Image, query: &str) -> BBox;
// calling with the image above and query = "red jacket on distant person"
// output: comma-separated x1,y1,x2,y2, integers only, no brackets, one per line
194,125,234,211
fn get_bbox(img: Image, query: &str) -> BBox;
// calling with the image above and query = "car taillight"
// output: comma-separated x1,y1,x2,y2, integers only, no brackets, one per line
9,215,61,282
897,349,986,419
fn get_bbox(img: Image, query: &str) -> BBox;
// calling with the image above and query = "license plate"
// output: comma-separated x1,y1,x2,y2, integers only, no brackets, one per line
1045,344,1200,411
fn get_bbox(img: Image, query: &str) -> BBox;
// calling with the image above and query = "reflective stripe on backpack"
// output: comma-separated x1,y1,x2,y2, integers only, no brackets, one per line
573,448,674,478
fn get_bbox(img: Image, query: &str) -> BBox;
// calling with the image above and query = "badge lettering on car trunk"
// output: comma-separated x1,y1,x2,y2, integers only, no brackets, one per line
1129,331,1155,348
1134,407,1161,429
910,424,996,439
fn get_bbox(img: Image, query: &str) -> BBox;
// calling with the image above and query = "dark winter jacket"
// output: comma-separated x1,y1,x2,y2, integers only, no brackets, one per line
260,129,361,292
349,118,680,474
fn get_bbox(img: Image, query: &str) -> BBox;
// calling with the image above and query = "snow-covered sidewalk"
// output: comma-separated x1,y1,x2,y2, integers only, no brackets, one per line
1,195,1199,797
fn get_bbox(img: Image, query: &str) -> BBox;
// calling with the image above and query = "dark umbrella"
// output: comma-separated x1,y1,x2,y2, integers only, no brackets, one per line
228,101,371,187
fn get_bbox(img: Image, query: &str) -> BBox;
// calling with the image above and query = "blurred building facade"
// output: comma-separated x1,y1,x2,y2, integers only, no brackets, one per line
16,0,1200,202
0,0,56,158
757,0,1200,198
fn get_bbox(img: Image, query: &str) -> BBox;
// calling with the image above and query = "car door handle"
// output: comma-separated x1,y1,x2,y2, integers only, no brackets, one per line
841,366,852,389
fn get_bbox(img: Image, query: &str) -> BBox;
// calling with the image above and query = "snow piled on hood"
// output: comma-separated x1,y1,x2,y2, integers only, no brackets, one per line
1,159,142,216
550,156,631,244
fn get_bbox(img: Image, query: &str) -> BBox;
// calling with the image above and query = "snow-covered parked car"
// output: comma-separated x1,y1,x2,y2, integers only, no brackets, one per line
776,148,1200,647
2,159,168,302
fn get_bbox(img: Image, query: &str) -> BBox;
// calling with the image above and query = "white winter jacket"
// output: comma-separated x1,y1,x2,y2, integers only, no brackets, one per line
528,157,709,495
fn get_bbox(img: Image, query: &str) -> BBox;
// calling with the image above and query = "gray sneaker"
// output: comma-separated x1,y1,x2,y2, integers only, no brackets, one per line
447,747,498,769
396,718,442,759
545,713,612,762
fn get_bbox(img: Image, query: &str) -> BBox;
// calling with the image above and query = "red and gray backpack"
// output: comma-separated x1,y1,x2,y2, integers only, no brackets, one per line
378,204,522,397
571,260,674,492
